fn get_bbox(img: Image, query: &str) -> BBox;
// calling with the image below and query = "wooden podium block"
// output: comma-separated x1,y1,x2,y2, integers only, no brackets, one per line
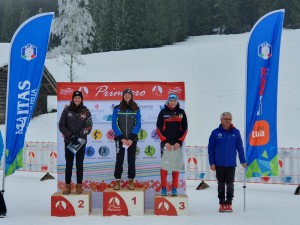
154,194,189,216
103,188,145,216
51,191,92,217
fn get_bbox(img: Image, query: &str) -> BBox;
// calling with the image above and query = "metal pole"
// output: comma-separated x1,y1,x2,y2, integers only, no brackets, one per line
1,147,6,195
243,168,246,212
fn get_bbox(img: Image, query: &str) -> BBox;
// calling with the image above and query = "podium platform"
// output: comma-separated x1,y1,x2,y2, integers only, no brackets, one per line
154,194,189,216
51,191,92,217
103,188,145,216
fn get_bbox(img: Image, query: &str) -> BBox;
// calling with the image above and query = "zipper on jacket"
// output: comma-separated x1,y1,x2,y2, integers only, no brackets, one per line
126,110,128,139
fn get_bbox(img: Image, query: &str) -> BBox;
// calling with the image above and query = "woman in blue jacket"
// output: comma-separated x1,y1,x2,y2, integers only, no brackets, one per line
112,88,141,190
208,112,247,213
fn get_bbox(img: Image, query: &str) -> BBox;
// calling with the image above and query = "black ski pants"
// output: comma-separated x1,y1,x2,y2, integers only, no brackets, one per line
114,141,137,179
216,166,236,204
64,143,86,184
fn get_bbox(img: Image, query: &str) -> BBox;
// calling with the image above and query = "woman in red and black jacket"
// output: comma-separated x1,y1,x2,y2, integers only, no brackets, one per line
156,93,188,196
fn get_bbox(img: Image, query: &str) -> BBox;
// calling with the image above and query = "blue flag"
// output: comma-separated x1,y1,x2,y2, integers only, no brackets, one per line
5,13,54,176
246,10,284,178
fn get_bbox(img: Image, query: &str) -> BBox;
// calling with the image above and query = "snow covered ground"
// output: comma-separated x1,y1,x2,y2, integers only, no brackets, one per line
3,171,299,225
1,29,300,224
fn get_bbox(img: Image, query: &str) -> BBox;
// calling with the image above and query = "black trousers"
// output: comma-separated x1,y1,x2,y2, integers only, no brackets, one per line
64,143,86,184
114,141,137,179
216,166,236,204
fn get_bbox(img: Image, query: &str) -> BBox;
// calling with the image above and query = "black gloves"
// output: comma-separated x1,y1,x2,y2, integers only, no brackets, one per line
70,134,79,144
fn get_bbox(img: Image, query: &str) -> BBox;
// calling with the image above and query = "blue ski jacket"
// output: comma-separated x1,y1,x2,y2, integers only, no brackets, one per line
208,124,246,167
112,105,141,141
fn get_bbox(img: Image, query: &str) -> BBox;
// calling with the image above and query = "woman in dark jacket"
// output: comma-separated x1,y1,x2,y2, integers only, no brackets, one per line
156,93,188,196
112,88,141,190
59,91,93,195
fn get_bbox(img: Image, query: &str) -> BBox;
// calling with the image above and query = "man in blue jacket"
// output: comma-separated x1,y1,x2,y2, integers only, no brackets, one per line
208,112,247,213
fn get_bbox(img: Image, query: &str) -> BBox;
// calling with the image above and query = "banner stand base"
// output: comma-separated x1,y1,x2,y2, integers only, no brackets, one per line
40,172,55,181
196,181,210,190
294,185,300,195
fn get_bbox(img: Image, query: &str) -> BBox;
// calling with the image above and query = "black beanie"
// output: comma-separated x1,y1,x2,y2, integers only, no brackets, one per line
122,88,133,97
72,91,83,100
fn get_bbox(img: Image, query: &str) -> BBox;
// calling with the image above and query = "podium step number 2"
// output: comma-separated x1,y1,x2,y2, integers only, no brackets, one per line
51,191,92,217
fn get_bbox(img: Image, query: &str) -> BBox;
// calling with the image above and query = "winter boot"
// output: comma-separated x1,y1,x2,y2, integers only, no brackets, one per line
63,184,71,195
128,179,135,190
76,184,83,194
171,187,178,196
114,179,121,190
161,187,167,196
226,204,233,213
219,204,227,213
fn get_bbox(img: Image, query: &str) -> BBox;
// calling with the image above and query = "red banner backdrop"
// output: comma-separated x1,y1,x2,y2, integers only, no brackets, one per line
57,82,185,101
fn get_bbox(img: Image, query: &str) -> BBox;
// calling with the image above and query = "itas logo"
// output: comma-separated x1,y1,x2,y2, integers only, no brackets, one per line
258,42,272,60
152,85,163,96
249,120,270,146
21,44,37,61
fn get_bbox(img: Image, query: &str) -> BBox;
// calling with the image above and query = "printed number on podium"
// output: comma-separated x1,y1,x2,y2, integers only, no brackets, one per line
132,196,136,205
78,200,85,208
179,201,185,210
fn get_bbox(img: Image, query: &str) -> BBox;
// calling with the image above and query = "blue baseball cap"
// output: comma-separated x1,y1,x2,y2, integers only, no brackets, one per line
168,93,178,101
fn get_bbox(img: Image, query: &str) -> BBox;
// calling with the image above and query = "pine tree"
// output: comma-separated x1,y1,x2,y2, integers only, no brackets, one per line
187,0,212,36
211,0,242,34
51,0,95,82
283,0,300,28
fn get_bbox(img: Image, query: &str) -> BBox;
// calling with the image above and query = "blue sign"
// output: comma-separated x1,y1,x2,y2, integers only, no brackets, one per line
5,13,54,176
246,10,284,178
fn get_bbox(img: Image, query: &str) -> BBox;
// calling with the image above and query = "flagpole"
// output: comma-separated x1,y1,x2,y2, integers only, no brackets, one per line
1,149,6,193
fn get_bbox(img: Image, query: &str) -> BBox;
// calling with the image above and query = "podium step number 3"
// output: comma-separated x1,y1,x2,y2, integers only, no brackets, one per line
154,194,189,216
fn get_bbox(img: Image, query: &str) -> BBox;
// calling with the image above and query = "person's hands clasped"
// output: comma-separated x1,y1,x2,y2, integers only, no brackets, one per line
173,143,180,150
164,143,172,151
70,134,79,143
